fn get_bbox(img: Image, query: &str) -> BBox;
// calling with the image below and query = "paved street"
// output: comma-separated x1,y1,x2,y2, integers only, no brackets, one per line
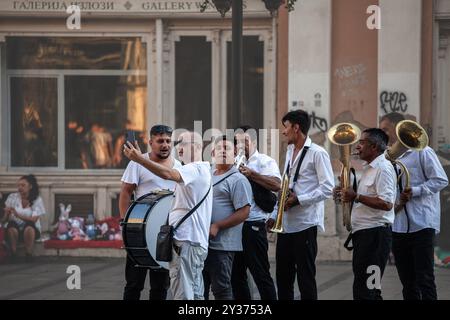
1,257,449,300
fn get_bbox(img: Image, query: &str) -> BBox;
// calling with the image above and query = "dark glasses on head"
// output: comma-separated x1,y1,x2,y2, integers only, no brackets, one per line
150,125,173,135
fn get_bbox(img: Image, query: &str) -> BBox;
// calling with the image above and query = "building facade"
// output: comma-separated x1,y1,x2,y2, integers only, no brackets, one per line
0,0,448,257
283,0,450,256
0,0,278,236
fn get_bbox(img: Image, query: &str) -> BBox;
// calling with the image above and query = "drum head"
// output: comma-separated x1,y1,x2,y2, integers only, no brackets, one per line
123,191,173,269
145,194,173,270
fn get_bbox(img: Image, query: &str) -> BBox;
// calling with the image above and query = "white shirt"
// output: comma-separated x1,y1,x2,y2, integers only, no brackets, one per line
351,153,397,233
5,193,46,231
245,150,281,221
272,137,334,233
121,153,182,198
169,162,213,250
393,147,449,233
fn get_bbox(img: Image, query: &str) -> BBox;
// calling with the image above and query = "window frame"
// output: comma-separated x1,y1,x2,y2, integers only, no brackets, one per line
221,29,276,132
165,26,275,133
3,34,152,173
108,189,122,219
50,189,96,226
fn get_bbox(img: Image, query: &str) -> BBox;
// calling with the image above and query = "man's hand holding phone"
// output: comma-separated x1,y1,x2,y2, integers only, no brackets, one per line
123,139,143,164
125,130,136,145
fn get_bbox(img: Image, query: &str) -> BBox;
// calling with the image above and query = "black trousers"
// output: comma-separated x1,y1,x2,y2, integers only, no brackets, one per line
203,249,235,300
276,226,318,300
231,220,277,300
352,226,392,300
392,228,437,300
123,254,169,300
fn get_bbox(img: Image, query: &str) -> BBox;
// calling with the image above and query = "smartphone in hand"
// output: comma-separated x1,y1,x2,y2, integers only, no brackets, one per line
125,130,136,146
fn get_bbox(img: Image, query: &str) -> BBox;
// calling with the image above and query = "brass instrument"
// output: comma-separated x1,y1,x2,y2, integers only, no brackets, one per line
234,149,247,168
270,170,289,233
328,123,361,232
385,120,428,189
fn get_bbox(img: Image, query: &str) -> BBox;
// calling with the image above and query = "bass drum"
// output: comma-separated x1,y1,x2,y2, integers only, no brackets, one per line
122,190,174,269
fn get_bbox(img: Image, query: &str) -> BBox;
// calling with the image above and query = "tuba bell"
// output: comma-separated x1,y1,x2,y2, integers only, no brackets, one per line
385,120,428,189
327,123,361,232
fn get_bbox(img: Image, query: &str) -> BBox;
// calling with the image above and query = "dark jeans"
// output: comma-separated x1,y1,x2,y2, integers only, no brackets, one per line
231,220,277,300
276,226,318,300
392,228,437,300
203,249,235,300
352,226,392,300
123,254,169,300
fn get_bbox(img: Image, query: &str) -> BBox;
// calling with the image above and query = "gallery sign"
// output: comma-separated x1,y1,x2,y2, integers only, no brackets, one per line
0,0,269,17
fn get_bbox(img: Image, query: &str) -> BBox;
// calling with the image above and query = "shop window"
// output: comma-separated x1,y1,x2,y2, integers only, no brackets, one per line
6,37,147,170
227,36,264,131
54,194,94,223
10,77,58,167
65,75,147,169
7,37,146,70
175,36,211,131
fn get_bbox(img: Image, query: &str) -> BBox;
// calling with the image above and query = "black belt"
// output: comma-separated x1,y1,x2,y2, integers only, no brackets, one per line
244,219,266,226
344,224,391,251
344,233,354,251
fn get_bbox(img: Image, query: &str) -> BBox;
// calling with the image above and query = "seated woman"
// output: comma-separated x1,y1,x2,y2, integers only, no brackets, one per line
2,175,46,260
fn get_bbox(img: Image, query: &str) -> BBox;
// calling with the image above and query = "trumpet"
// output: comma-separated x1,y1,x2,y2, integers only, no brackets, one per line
270,171,289,233
234,149,247,168
385,120,428,189
328,122,361,232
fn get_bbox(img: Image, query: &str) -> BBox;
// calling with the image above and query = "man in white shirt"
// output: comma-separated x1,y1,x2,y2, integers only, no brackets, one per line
231,125,280,300
124,130,212,300
119,125,181,300
380,112,449,300
335,128,396,300
267,110,334,300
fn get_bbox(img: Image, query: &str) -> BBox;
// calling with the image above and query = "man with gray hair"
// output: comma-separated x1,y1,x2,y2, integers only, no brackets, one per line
334,128,396,300
124,130,213,300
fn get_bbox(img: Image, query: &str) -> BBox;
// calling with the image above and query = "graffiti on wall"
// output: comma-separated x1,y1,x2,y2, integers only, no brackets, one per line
334,63,368,97
379,91,408,114
314,93,322,107
310,111,328,133
290,98,328,146
292,92,323,108
290,99,328,133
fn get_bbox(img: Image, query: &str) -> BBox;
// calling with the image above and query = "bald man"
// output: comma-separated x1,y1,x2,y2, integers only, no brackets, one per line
124,130,213,300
